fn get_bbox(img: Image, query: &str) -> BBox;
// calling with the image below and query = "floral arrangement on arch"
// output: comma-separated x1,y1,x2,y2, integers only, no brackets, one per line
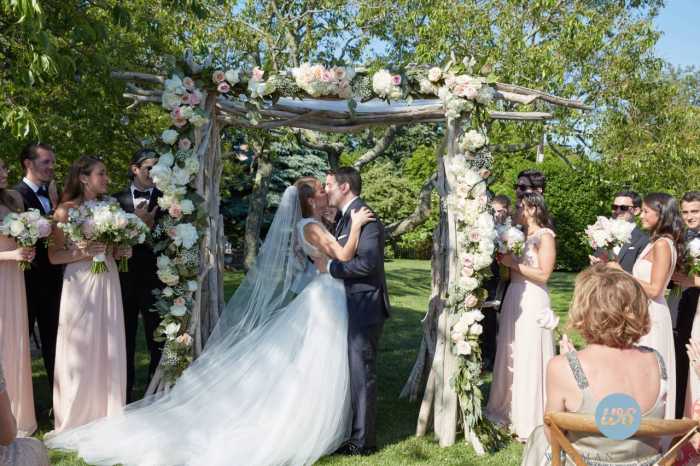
149,72,210,383
444,128,508,448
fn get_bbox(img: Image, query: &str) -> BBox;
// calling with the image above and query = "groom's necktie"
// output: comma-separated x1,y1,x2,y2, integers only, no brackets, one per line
334,212,347,239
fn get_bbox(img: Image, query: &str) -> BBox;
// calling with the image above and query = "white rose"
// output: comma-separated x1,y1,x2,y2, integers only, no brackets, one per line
419,78,437,95
161,92,181,110
170,302,188,317
173,223,199,249
156,254,171,269
372,70,393,97
164,75,183,91
157,269,180,286
164,322,181,338
469,323,483,335
427,67,442,82
159,152,175,168
456,340,472,355
180,199,195,215
9,220,25,236
187,280,198,292
688,238,700,258
453,318,469,334
459,276,480,291
161,129,179,145
224,69,240,85
162,287,174,297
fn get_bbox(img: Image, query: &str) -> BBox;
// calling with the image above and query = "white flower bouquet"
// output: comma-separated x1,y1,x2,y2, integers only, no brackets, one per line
113,213,150,272
291,63,355,99
686,238,700,277
495,219,525,256
0,208,52,270
57,199,146,273
584,216,635,259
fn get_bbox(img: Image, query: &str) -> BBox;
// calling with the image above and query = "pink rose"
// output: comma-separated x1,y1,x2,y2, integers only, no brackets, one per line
178,138,192,151
464,294,479,308
180,93,191,104
212,70,226,83
171,107,183,119
167,227,177,239
189,91,202,106
479,169,491,179
37,219,51,237
463,86,478,99
169,204,183,219
463,256,473,268
217,82,230,93
173,117,188,128
182,77,195,90
174,297,186,306
391,75,402,86
252,67,264,81
333,67,346,80
468,230,481,242
321,70,334,82
462,266,474,277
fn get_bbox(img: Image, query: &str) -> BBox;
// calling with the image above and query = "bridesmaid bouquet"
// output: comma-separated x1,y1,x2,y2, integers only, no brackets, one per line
58,199,147,273
0,209,51,270
495,219,525,256
584,216,635,259
113,215,150,272
685,238,700,277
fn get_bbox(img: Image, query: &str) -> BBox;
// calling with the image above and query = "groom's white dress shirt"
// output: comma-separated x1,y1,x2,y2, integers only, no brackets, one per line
23,177,52,213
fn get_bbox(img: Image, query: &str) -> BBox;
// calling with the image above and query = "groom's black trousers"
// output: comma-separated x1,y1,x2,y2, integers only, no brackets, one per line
348,321,383,450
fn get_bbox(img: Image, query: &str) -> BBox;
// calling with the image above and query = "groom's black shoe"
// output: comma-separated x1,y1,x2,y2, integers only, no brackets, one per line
333,443,376,456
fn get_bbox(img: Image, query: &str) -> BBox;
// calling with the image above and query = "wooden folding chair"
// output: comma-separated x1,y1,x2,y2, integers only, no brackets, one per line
544,412,700,466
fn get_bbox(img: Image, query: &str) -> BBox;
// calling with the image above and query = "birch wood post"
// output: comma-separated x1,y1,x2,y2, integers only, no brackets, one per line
194,91,225,350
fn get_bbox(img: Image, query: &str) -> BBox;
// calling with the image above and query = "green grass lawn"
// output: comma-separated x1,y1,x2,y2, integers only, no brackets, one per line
41,260,577,465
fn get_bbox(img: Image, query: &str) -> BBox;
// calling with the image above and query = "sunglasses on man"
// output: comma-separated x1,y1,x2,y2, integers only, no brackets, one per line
611,204,632,212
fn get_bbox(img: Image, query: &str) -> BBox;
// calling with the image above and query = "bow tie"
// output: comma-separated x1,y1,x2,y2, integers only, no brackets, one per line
133,189,152,199
688,229,700,241
36,185,49,198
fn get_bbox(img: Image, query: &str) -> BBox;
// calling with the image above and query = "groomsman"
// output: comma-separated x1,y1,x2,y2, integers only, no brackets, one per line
515,169,545,200
14,143,63,393
592,191,649,274
672,191,700,418
481,194,511,371
113,149,164,402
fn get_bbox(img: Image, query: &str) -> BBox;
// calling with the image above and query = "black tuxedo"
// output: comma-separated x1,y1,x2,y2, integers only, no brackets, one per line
113,186,164,402
14,180,63,390
480,257,508,371
329,197,390,450
616,225,649,274
675,229,700,418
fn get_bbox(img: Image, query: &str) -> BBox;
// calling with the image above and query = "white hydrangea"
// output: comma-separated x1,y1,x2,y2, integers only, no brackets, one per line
172,223,198,249
161,129,179,145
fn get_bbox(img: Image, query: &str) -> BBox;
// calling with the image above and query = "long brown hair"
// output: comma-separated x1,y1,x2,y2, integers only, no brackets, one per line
60,155,104,204
294,176,319,219
643,192,685,259
519,191,554,230
0,158,22,213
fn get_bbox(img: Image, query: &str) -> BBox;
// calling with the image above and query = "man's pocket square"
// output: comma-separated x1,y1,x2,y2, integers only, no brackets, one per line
338,234,348,240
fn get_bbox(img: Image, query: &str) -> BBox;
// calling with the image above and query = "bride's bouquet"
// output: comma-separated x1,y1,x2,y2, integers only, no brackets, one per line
0,209,52,270
584,216,635,259
57,199,148,273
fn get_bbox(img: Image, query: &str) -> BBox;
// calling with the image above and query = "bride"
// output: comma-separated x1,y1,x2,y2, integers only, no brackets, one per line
45,177,375,466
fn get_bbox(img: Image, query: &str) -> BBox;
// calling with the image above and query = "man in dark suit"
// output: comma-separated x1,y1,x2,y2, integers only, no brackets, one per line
481,194,512,371
321,167,390,456
14,142,63,394
672,191,700,418
607,191,649,274
113,149,164,402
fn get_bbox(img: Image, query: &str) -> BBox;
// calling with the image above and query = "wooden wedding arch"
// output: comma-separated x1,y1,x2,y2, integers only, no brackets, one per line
113,58,588,453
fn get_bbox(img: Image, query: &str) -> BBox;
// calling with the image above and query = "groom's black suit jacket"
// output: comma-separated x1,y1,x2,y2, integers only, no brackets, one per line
329,197,390,329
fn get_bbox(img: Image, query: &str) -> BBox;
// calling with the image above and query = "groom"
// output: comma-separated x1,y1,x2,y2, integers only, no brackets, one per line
322,167,390,456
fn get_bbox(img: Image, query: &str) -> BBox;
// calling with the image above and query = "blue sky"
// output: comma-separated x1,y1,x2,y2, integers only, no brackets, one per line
654,0,699,68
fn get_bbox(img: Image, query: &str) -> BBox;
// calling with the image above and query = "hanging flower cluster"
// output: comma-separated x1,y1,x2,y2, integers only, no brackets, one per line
291,63,355,98
148,73,209,383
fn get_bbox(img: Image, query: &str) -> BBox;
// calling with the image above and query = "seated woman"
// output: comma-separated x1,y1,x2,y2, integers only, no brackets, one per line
522,264,665,466
0,361,49,466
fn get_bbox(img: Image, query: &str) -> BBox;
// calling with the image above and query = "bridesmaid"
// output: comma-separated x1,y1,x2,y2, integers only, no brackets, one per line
47,155,129,433
0,158,38,437
486,192,557,441
608,192,684,419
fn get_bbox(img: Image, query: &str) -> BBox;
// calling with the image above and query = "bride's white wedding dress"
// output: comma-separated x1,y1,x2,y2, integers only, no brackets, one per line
45,188,351,466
